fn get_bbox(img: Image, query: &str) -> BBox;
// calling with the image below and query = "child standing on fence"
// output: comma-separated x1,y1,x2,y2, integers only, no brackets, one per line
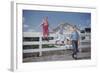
41,17,49,41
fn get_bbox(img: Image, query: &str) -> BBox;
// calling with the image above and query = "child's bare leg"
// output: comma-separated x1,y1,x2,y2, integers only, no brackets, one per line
43,34,48,41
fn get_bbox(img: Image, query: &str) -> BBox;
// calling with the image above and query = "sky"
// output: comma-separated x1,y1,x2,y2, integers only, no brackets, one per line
23,10,91,32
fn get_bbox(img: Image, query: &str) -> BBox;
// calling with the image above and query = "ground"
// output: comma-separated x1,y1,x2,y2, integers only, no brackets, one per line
23,49,91,63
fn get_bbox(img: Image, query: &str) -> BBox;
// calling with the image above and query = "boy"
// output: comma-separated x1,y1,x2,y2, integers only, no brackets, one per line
70,26,80,60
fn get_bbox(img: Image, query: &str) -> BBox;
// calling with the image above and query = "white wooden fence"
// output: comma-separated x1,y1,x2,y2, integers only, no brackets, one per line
23,33,91,56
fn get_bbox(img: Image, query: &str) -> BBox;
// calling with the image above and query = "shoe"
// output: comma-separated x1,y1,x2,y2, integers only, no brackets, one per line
72,54,77,60
72,54,74,59
74,55,77,60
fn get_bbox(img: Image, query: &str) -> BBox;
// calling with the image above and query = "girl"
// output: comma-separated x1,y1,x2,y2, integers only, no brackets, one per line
41,17,49,41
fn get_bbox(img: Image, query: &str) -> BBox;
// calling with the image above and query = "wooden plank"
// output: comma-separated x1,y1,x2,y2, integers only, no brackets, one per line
23,40,90,45
23,47,67,53
23,44,90,53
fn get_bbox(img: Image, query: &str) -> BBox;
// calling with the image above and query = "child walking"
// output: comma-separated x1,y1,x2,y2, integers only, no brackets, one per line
70,26,80,60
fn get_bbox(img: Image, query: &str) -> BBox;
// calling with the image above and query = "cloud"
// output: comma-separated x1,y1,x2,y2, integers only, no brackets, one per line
23,17,29,28
24,24,29,28
27,29,36,32
23,17,37,32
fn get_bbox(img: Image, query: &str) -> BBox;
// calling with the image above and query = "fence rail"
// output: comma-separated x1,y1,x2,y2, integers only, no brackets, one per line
23,44,90,54
23,40,90,45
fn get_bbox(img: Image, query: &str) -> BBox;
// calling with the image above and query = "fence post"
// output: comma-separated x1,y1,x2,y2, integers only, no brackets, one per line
39,35,42,56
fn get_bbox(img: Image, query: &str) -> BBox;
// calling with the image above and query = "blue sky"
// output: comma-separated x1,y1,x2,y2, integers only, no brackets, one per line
23,10,91,32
